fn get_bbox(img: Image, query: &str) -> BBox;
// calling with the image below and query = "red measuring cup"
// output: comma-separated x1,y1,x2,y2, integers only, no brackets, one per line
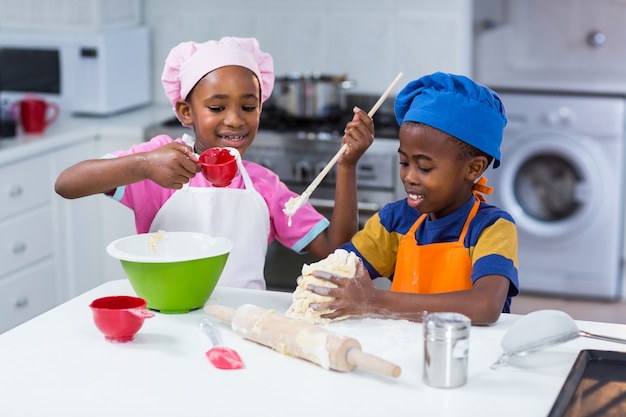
197,147,238,187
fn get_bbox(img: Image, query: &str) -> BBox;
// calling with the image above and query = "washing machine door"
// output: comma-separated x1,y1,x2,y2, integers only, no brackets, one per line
496,132,600,240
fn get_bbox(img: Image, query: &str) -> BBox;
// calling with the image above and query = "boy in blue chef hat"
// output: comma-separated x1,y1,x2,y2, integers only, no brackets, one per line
304,72,520,325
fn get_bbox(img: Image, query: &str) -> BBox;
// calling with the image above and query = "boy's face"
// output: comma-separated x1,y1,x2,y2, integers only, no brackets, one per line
176,65,262,156
398,123,481,220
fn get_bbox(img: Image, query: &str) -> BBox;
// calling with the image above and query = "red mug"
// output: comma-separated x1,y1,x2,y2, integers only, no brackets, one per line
19,94,60,134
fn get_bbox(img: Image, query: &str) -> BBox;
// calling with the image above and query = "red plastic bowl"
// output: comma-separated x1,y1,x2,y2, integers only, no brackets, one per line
89,296,154,343
198,148,238,187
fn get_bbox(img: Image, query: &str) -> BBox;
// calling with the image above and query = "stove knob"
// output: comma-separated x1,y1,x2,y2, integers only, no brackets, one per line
294,160,312,182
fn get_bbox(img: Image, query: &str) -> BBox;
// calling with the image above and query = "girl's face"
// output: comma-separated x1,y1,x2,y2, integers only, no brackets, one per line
398,123,482,220
177,65,262,156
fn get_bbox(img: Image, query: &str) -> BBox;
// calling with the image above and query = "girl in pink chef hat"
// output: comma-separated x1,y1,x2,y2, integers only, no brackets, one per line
54,37,374,289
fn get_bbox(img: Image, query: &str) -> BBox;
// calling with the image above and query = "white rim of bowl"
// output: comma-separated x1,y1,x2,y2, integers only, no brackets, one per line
106,232,233,263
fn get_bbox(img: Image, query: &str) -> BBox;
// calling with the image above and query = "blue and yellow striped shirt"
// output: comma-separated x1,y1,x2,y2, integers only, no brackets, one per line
341,196,519,312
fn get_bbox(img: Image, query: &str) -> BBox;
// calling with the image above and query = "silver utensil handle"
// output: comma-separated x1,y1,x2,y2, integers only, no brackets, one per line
200,318,221,347
579,330,626,345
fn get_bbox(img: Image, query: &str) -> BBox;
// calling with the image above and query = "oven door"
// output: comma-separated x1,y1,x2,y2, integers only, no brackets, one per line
264,198,380,292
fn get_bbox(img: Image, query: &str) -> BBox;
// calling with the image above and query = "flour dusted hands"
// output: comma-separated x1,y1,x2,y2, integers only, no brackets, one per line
141,142,201,189
306,257,380,321
286,249,372,324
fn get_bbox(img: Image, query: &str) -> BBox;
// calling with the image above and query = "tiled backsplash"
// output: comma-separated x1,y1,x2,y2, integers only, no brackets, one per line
144,0,472,105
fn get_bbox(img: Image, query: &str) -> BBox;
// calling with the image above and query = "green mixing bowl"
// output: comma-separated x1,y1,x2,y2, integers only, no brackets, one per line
106,232,233,314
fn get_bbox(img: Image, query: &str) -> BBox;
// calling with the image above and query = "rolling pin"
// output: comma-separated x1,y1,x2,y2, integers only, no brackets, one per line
204,303,401,378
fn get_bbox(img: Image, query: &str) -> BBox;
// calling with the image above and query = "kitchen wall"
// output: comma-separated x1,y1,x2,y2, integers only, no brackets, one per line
143,0,473,105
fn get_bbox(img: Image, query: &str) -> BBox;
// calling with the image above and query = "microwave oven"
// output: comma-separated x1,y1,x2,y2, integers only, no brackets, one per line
0,26,151,116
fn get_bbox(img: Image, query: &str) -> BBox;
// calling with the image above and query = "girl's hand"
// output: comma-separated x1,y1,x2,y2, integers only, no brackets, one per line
340,106,374,166
307,259,378,319
142,142,201,189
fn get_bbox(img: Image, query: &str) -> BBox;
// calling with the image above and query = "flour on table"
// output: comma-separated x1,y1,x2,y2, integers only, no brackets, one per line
286,249,359,325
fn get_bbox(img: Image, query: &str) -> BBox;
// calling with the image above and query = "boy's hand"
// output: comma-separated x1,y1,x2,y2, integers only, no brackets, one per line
307,259,377,319
340,106,374,166
142,142,201,189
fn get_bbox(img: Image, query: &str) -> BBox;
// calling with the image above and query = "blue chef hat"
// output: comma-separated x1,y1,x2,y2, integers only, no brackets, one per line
394,72,507,168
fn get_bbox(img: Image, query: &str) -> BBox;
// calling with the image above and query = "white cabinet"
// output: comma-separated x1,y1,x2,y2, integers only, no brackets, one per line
51,138,102,301
0,261,57,332
95,133,138,283
0,134,102,333
0,206,54,278
0,155,58,333
52,131,142,299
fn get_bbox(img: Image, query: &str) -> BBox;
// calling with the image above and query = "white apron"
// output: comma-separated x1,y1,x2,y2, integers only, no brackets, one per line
149,137,270,289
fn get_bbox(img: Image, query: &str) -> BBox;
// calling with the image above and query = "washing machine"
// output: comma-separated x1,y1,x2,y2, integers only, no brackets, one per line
484,92,626,300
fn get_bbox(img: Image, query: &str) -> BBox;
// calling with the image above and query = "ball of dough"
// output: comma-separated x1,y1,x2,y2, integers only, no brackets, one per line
286,249,359,325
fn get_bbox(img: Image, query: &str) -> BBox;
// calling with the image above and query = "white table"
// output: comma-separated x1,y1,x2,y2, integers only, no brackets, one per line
1,279,625,416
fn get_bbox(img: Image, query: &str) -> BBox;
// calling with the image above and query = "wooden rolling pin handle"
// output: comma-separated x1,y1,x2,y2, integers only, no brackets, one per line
347,348,402,378
205,303,402,378
204,303,236,323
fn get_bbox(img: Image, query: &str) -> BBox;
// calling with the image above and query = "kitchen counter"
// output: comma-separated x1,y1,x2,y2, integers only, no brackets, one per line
1,279,625,416
0,103,173,164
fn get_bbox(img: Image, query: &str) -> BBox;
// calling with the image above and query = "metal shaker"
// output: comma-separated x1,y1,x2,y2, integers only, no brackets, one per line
423,312,471,388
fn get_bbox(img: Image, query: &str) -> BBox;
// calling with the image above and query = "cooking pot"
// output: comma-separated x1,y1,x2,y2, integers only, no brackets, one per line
270,72,356,119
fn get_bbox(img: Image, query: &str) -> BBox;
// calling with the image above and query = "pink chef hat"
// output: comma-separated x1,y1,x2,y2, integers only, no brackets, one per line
161,37,274,124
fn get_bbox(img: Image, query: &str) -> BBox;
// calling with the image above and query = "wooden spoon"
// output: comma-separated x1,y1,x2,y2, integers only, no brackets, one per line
282,72,404,224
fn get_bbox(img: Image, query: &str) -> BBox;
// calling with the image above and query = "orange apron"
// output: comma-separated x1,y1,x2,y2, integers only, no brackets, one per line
391,178,490,294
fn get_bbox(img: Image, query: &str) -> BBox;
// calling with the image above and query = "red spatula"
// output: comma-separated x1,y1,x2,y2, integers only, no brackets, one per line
200,318,244,370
